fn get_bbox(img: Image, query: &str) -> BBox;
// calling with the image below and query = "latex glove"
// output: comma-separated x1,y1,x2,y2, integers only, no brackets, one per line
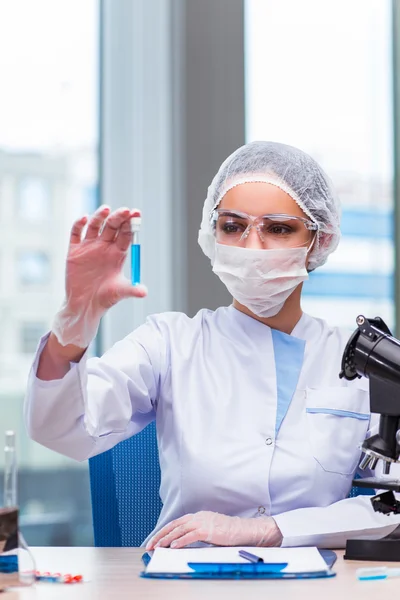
146,511,283,550
52,205,147,348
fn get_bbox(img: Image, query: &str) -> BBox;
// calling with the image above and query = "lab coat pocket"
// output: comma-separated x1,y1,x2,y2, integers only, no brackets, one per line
305,387,370,476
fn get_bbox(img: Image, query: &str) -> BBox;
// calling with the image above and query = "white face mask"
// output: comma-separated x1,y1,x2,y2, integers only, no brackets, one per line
212,243,310,318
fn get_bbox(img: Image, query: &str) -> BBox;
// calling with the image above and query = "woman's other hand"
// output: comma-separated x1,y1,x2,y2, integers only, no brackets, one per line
146,511,283,550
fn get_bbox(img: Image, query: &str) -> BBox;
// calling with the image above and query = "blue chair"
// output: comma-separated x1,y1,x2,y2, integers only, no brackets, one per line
88,421,372,546
348,470,375,498
348,484,375,498
89,421,162,547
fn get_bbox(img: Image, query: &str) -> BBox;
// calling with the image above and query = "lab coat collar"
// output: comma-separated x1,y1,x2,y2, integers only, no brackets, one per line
227,304,318,343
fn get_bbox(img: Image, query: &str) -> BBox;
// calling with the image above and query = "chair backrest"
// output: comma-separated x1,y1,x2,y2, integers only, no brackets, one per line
89,421,162,547
348,471,375,498
348,485,375,498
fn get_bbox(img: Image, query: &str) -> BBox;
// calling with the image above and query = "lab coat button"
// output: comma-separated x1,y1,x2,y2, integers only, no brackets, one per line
265,437,273,446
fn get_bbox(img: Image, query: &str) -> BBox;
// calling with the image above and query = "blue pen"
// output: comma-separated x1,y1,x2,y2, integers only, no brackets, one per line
131,215,141,285
238,550,265,563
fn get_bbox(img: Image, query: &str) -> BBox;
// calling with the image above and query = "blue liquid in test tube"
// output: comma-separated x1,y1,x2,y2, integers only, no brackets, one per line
131,243,141,285
131,216,141,285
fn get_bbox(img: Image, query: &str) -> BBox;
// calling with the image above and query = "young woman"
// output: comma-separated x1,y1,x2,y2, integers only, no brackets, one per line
24,141,400,549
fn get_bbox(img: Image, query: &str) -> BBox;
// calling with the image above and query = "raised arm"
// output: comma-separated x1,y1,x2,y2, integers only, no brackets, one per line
24,206,162,461
37,205,146,381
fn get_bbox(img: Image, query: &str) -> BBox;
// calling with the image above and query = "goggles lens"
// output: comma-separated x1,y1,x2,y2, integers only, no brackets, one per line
211,209,318,248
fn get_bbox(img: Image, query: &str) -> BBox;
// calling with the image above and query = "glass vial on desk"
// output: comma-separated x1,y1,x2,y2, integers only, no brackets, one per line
4,431,17,508
0,431,20,589
2,431,36,587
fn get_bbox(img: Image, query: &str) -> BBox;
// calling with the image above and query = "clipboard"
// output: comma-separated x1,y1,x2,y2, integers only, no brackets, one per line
140,552,336,580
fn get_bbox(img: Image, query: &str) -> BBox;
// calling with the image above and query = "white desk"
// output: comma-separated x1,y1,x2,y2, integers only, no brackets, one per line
3,547,398,599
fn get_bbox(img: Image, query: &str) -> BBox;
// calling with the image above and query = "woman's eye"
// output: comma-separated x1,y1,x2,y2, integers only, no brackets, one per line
221,222,245,234
268,224,292,235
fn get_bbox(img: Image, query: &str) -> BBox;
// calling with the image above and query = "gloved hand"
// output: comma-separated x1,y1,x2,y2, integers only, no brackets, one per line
146,511,283,550
52,205,147,348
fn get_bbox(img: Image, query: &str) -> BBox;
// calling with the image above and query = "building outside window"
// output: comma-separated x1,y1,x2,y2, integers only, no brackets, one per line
0,0,99,546
17,251,51,286
21,322,47,354
18,177,50,220
245,0,394,330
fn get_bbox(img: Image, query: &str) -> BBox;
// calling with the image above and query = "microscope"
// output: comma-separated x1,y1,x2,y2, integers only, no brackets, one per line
340,315,400,560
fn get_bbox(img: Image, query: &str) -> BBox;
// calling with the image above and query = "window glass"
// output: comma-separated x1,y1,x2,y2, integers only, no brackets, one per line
18,178,50,220
0,0,99,546
245,0,394,330
21,322,47,354
18,251,51,285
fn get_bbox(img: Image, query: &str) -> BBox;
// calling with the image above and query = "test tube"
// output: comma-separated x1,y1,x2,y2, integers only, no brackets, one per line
4,431,17,508
131,215,141,286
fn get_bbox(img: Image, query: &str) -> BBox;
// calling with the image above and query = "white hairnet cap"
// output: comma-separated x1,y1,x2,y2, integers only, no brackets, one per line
198,140,341,271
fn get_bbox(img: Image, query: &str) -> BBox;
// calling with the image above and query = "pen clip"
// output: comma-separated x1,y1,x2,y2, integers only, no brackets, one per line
238,549,265,563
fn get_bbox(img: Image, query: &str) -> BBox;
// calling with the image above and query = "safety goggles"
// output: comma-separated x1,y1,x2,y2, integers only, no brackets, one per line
210,209,318,248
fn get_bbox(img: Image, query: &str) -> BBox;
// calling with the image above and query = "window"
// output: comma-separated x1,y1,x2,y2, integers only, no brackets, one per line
21,322,47,354
0,0,99,546
17,251,51,285
18,178,50,220
245,0,394,330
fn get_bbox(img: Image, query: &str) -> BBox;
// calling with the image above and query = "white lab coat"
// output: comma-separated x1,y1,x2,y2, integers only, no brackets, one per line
24,306,400,547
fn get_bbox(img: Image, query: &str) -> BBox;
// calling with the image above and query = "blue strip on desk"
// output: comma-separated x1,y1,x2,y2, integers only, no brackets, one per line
188,562,288,573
